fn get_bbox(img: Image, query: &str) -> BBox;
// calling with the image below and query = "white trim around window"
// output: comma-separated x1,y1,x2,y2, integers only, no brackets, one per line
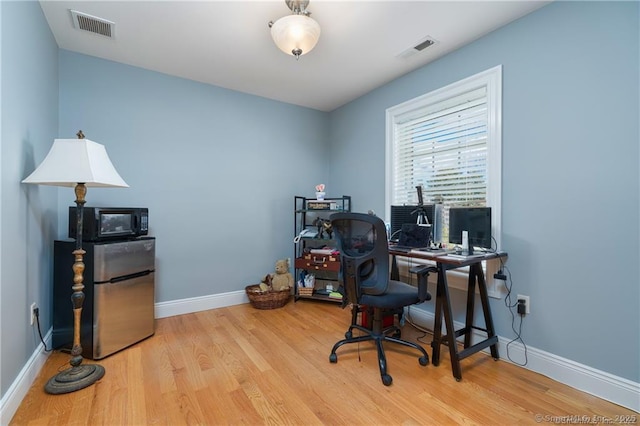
385,65,504,297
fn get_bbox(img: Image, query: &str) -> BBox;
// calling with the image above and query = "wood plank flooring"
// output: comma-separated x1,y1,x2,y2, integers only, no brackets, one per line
11,301,637,425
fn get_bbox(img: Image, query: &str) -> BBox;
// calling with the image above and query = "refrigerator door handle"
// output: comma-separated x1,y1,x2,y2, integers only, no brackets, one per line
109,269,153,283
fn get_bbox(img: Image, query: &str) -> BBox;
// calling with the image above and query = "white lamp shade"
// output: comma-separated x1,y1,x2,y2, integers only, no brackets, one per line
270,14,320,57
22,138,129,188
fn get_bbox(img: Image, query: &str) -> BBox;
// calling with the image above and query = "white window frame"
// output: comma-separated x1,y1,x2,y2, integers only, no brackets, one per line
385,65,503,297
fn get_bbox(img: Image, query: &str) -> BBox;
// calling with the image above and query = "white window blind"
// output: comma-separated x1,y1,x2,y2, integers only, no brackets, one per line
386,65,503,297
392,86,488,209
392,87,489,243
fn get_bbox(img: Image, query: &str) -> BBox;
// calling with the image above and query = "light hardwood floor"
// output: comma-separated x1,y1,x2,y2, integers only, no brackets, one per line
11,301,637,425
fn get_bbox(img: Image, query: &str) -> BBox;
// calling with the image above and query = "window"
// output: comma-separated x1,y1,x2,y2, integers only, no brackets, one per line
385,66,503,296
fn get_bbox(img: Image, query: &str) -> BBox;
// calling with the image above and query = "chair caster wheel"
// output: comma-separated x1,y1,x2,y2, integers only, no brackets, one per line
455,377,461,382
329,353,338,363
419,356,429,366
382,374,393,386
345,331,352,339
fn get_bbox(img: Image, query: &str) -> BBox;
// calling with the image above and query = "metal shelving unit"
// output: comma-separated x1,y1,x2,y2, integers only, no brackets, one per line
293,195,351,303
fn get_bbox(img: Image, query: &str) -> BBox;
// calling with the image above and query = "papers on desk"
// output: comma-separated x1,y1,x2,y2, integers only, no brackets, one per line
439,253,486,260
410,248,452,255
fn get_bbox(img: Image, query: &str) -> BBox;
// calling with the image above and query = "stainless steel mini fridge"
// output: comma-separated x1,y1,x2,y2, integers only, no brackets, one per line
53,237,155,359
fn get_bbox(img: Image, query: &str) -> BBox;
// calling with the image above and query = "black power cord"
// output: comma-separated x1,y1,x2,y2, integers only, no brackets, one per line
495,262,528,366
34,308,52,352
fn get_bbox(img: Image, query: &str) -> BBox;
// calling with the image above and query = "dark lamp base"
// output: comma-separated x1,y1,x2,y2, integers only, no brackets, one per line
44,363,105,395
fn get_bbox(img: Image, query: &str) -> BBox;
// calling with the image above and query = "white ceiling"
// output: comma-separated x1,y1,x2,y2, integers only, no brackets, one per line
40,0,550,112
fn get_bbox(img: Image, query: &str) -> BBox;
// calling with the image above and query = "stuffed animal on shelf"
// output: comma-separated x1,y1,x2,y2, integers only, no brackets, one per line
270,258,294,291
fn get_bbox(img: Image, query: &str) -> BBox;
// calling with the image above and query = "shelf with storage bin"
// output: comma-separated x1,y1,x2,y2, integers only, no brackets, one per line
294,252,340,272
294,195,351,302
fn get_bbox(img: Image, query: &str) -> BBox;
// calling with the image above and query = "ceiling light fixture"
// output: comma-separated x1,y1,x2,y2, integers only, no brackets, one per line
268,0,320,60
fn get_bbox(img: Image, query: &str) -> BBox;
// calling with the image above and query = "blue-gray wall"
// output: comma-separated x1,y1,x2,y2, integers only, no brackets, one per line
58,50,330,302
328,1,639,381
1,0,638,409
1,1,58,396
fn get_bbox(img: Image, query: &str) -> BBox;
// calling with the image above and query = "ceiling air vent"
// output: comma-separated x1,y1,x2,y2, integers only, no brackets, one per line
414,38,435,51
396,36,437,58
70,10,115,38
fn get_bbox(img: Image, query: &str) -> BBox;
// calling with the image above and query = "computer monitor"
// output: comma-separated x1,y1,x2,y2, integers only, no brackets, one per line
397,223,432,248
390,204,442,242
448,207,492,253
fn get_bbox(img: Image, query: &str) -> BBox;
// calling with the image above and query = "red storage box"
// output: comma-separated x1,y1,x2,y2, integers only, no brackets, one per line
360,307,396,329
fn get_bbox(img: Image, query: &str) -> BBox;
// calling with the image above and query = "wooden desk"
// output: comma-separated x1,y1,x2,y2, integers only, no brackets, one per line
389,248,508,381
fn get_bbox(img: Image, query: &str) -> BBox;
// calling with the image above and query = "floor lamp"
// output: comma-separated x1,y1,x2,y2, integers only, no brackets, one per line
22,131,129,394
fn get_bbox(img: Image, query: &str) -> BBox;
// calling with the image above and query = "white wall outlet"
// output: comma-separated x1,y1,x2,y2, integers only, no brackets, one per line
30,302,38,326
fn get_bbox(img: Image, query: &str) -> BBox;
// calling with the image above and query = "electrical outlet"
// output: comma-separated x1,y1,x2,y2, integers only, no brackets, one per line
517,294,530,314
30,303,38,326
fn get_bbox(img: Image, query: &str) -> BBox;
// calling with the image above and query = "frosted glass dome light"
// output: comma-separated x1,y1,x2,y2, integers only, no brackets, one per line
269,1,321,60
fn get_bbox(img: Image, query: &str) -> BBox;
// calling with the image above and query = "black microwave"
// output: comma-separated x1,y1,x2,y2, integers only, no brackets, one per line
68,207,149,241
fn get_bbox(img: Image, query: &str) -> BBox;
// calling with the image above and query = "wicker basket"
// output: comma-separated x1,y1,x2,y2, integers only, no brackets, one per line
245,285,291,310
297,286,314,296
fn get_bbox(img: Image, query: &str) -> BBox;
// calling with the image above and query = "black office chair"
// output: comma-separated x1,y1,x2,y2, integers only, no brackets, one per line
328,212,436,386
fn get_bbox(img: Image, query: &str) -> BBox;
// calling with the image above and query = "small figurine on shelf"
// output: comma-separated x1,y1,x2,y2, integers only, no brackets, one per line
312,217,333,239
315,184,326,200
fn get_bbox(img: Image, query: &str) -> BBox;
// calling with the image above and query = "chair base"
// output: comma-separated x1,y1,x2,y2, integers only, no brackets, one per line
329,310,429,386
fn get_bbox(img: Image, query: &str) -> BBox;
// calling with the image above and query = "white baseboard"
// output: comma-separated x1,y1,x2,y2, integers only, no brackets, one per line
405,305,640,412
3,293,637,425
0,328,52,426
154,289,248,319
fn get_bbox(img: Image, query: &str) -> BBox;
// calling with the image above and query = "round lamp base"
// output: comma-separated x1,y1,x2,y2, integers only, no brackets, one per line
44,364,105,395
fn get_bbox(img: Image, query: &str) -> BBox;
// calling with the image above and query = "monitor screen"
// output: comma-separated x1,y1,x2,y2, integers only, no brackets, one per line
398,223,432,248
390,204,436,241
448,207,492,249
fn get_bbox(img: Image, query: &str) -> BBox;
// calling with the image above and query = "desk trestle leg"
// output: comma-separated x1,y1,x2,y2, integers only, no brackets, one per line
431,262,499,381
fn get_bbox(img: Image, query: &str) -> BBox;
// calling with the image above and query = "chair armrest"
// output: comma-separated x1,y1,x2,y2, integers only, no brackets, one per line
409,265,438,302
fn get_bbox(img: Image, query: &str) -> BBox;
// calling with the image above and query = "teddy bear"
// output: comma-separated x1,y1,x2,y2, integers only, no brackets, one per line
270,258,294,291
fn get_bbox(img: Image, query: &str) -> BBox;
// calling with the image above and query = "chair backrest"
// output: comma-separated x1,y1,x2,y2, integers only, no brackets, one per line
330,212,390,303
